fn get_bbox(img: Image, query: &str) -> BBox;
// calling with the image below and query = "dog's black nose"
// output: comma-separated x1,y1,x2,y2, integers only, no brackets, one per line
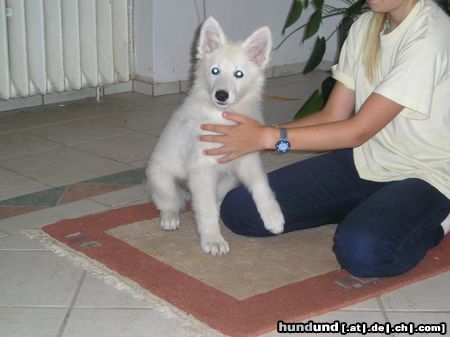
215,90,229,103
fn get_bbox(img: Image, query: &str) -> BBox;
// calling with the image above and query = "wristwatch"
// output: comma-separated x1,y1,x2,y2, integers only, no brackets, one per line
275,127,291,153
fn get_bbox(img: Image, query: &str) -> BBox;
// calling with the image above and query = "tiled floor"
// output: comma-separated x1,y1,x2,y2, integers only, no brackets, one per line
0,73,449,337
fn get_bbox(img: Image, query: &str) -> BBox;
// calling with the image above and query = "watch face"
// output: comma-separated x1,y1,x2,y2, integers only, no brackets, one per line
276,140,290,153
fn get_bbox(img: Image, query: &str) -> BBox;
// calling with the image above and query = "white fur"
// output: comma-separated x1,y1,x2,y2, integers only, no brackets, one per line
146,17,284,256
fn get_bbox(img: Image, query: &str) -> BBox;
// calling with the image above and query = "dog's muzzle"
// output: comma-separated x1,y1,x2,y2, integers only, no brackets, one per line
215,90,229,105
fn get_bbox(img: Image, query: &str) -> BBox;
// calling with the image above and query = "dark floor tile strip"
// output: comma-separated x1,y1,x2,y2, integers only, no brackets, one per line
0,186,67,207
59,184,131,205
0,167,146,209
79,168,145,185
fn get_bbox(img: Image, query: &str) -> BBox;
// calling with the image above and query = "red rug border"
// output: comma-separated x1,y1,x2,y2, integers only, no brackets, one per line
42,202,450,337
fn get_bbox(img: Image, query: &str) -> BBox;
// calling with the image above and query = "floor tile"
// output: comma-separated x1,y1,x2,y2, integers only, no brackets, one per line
128,158,149,168
0,132,63,159
0,206,47,220
0,147,132,187
72,131,157,164
0,199,109,234
0,229,8,239
387,312,449,337
0,186,66,207
111,92,156,107
338,298,382,311
381,271,450,312
73,274,155,308
26,115,132,146
0,181,52,202
267,71,330,88
0,167,148,221
0,167,43,193
61,308,193,337
0,250,83,306
0,232,50,250
81,168,145,185
0,307,68,337
59,184,129,205
108,107,175,136
90,185,149,208
60,96,141,117
262,98,302,125
266,80,324,102
113,91,185,108
0,124,13,133
0,104,80,130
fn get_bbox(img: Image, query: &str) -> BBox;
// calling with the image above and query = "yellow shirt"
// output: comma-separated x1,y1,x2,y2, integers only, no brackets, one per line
332,0,450,198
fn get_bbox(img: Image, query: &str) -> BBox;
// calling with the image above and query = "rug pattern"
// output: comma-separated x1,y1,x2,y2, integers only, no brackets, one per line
37,202,450,337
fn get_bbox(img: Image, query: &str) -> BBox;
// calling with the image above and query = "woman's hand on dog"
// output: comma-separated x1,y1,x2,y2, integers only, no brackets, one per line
199,112,276,163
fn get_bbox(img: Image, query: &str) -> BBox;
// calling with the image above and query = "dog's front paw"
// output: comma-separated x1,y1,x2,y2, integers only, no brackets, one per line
201,234,230,256
261,203,285,235
160,211,180,231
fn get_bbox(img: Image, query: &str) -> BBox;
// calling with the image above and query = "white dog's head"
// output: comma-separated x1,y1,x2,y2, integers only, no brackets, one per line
195,17,272,109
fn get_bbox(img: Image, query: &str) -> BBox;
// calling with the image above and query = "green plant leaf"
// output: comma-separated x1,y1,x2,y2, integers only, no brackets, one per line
345,0,364,17
313,0,324,10
303,36,326,74
282,0,303,34
338,16,354,48
303,9,322,41
294,89,324,119
436,0,450,14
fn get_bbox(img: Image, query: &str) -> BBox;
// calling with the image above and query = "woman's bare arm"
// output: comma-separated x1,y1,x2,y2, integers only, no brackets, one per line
199,82,404,163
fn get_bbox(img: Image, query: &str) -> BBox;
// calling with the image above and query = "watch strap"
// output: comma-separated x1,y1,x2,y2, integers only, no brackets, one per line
275,127,291,153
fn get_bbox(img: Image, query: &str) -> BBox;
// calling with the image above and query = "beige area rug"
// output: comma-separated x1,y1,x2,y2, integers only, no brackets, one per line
25,202,450,337
108,211,339,300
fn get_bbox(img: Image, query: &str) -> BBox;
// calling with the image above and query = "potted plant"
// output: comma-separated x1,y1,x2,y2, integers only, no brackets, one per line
277,0,450,119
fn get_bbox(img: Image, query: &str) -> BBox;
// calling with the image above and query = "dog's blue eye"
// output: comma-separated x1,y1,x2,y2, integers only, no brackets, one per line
211,67,221,75
234,70,244,78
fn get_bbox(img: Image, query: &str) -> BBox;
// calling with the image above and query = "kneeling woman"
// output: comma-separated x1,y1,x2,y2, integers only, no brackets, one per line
199,0,450,277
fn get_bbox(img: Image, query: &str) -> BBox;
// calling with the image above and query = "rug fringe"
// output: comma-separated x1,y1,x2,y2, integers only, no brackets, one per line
22,229,226,337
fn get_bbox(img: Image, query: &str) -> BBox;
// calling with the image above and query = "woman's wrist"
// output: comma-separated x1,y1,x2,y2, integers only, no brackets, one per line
262,126,280,150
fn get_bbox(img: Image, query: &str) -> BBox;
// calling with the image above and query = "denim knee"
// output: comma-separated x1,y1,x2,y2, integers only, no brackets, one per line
333,228,398,278
334,220,445,278
220,187,274,237
220,193,249,236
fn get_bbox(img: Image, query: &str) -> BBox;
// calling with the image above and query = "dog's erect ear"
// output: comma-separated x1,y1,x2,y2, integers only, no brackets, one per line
197,17,226,58
242,27,272,67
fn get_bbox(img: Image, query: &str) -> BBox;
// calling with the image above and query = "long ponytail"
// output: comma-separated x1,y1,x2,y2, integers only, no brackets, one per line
364,13,388,83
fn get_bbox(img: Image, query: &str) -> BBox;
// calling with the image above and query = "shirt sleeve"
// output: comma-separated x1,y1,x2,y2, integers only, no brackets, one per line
375,39,443,120
331,14,369,91
331,31,356,90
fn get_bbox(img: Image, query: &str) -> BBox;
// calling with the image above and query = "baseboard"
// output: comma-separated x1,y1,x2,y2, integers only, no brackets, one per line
0,62,334,113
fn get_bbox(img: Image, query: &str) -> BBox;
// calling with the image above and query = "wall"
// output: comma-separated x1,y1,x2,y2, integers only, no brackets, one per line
0,0,342,111
133,0,342,92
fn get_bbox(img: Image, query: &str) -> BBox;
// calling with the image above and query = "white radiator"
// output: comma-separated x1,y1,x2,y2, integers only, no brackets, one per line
0,0,131,100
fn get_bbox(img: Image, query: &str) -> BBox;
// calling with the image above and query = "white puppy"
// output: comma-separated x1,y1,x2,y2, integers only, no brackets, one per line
146,17,284,255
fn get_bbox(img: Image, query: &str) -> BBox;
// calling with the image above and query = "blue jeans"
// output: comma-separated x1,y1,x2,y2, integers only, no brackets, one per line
220,149,450,278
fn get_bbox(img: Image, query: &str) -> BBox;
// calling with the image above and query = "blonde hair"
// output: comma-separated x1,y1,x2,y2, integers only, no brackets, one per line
364,13,388,83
